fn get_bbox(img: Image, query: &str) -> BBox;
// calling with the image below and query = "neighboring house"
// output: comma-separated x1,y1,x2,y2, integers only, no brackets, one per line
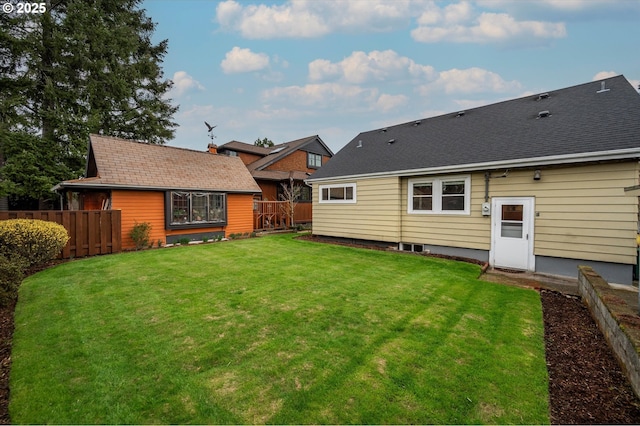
53,134,261,249
307,76,640,285
218,135,333,225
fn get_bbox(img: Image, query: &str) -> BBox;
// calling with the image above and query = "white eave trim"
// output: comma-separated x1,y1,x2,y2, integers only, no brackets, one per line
52,182,261,194
306,148,640,184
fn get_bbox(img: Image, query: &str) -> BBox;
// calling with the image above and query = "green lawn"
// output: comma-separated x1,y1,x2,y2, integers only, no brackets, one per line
10,234,549,424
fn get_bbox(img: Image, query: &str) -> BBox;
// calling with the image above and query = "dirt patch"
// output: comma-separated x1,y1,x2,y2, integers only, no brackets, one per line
1,253,639,424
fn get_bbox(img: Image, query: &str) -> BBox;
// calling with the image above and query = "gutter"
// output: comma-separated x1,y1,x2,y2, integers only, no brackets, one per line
306,147,640,184
51,182,262,194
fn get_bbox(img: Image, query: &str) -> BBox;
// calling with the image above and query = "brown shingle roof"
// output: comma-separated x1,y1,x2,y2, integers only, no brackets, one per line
218,141,273,156
55,135,261,193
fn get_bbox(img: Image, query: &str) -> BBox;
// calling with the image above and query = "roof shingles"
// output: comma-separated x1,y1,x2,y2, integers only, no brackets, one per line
309,76,640,180
58,135,261,193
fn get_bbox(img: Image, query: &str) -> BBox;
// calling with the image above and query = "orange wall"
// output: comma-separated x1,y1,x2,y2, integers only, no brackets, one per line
225,193,255,235
111,190,255,249
111,190,166,249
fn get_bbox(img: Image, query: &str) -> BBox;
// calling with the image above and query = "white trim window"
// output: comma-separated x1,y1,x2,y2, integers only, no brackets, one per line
319,183,356,203
408,176,470,215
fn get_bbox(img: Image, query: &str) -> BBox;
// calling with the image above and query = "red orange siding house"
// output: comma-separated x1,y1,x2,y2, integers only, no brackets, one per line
53,135,261,249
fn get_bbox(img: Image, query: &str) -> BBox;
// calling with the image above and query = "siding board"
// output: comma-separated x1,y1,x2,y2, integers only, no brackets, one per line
313,161,639,266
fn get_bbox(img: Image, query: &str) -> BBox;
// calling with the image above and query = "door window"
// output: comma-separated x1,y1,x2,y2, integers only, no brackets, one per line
501,204,523,238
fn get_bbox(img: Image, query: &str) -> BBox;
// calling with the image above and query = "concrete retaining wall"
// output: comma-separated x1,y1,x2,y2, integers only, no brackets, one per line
577,266,640,397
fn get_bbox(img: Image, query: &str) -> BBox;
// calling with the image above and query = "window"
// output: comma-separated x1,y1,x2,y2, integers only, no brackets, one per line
319,183,356,203
308,152,323,168
168,191,226,228
500,204,523,238
408,176,470,214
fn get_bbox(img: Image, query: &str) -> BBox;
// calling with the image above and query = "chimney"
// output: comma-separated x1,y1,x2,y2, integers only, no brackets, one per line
207,143,218,154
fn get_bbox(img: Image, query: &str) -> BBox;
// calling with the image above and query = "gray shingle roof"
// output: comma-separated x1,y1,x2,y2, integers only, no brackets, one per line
55,135,261,193
309,76,640,181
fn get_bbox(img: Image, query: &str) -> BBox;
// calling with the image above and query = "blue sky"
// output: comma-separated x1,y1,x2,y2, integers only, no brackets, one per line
142,0,640,154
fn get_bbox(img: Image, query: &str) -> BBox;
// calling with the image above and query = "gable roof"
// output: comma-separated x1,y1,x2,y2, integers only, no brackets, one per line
218,141,273,156
54,134,261,193
308,76,640,182
247,135,330,172
218,136,333,180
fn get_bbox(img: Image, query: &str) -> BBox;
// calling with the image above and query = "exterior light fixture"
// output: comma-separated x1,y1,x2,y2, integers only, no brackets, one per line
533,169,542,181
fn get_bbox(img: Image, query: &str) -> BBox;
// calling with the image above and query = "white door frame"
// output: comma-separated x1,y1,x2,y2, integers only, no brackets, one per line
489,197,535,271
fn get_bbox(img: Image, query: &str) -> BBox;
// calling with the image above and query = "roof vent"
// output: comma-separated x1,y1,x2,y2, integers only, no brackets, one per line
537,93,549,100
387,139,396,145
455,111,465,117
413,120,421,126
356,140,363,148
380,128,388,133
537,110,551,119
597,80,610,93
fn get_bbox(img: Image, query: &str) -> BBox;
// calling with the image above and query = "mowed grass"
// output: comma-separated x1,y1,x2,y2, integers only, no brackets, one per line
10,234,549,424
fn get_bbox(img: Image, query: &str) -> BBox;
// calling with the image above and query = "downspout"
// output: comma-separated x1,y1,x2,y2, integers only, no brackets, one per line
484,172,490,202
398,176,403,246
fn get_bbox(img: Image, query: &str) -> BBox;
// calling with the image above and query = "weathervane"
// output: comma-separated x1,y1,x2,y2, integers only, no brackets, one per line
204,121,217,142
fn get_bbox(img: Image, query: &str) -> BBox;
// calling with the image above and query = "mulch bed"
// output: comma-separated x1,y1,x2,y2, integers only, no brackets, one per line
0,250,639,423
542,289,640,424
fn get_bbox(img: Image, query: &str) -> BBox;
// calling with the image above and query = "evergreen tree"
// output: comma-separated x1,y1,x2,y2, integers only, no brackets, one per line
0,0,178,208
254,137,274,148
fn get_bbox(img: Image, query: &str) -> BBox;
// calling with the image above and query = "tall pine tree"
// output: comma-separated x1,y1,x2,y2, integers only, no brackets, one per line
0,0,178,208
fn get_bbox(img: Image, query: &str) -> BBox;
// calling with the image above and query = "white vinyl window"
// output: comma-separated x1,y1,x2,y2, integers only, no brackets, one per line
319,183,356,204
408,176,470,215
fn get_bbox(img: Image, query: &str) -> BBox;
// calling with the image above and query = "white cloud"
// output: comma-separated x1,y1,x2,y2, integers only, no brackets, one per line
221,47,270,74
262,83,379,108
412,12,566,43
309,50,435,84
216,0,569,46
215,0,421,39
169,71,205,97
412,3,566,44
216,0,329,38
375,94,408,112
592,71,618,81
420,67,521,95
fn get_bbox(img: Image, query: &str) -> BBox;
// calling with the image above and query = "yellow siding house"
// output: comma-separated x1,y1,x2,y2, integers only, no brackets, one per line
308,76,640,284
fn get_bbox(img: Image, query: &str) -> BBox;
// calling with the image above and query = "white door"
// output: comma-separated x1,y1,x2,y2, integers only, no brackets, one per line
490,197,535,271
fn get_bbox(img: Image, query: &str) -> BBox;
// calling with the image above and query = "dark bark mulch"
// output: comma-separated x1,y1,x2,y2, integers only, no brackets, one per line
542,289,640,424
0,255,639,424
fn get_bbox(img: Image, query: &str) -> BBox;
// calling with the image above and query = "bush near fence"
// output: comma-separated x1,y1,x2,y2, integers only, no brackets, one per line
0,211,122,259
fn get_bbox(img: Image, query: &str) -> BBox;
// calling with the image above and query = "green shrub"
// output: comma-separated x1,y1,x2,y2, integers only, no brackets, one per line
178,237,190,245
0,219,69,268
129,221,152,250
0,255,27,307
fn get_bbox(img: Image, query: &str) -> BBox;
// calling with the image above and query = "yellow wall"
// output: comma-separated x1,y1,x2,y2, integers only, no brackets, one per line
111,190,255,249
312,161,640,265
312,176,401,242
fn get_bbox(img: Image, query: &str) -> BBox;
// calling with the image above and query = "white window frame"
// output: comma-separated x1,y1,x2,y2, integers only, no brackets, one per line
319,183,357,204
408,175,470,215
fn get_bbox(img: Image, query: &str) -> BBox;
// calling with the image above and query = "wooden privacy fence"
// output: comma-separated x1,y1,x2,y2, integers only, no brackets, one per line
0,210,122,259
